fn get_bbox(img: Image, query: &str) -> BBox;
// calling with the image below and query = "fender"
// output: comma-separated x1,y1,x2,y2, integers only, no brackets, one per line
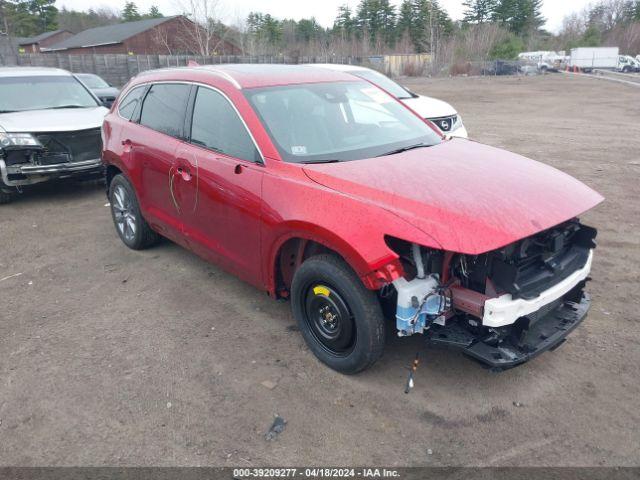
264,220,404,296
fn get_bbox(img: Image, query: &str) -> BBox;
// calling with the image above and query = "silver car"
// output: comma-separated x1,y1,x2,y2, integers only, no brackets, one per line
0,67,108,204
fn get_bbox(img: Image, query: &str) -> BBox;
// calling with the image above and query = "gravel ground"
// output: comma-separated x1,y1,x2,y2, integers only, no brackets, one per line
0,73,638,466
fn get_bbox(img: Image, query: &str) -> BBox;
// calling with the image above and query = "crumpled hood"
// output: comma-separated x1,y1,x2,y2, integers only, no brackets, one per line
0,106,108,133
303,139,604,254
401,95,457,119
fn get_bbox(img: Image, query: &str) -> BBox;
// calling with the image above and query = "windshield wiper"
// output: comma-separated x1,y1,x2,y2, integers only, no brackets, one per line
301,159,340,164
377,143,430,157
46,105,87,109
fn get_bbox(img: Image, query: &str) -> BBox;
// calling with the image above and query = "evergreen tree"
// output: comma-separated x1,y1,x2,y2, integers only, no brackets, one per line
296,17,322,43
1,0,58,36
462,0,497,24
492,0,544,36
355,0,397,47
407,0,452,53
397,0,413,35
333,4,355,37
122,2,141,22
246,12,283,48
379,0,397,47
147,6,163,19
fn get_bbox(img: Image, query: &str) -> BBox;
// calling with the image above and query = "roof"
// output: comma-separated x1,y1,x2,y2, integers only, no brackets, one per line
310,63,370,72
0,67,73,77
18,30,70,46
133,64,359,89
195,64,359,89
45,17,180,51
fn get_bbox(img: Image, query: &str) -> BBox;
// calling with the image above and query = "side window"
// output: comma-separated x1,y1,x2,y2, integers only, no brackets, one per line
117,86,145,120
190,87,259,162
139,84,191,138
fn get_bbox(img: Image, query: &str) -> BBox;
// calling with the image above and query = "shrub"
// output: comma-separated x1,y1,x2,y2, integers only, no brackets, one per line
489,35,525,60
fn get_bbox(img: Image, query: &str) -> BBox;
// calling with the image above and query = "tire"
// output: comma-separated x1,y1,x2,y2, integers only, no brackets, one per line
622,66,631,73
291,254,385,374
108,174,159,250
0,190,13,205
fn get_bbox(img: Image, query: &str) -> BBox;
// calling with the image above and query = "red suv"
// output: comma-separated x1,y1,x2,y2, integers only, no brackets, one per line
102,65,603,374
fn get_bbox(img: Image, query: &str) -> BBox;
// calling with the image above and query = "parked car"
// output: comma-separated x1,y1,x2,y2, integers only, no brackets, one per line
75,73,120,106
618,55,640,73
312,64,468,138
0,67,108,204
102,65,603,374
481,60,521,76
518,50,568,73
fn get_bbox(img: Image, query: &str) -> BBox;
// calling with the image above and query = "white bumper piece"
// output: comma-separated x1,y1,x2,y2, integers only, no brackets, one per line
482,250,593,328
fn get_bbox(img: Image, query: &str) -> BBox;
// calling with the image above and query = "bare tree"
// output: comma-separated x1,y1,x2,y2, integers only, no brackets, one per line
152,25,173,55
174,0,228,56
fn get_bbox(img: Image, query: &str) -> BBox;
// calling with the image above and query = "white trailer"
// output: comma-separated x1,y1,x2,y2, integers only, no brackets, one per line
570,47,619,71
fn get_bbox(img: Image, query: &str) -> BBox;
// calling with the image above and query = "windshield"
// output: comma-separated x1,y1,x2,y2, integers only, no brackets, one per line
77,74,109,89
0,76,99,113
352,70,413,99
244,81,441,163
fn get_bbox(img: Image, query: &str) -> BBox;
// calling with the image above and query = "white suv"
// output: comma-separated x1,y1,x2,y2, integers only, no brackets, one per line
0,67,108,204
312,64,468,138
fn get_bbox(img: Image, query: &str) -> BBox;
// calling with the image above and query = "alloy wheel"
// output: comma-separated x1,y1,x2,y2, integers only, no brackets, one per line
112,184,137,243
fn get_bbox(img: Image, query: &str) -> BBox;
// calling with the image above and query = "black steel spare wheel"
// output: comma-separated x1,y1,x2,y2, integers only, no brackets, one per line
304,284,356,355
291,254,385,374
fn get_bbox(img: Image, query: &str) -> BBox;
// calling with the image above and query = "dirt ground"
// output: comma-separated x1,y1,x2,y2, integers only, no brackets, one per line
0,74,639,467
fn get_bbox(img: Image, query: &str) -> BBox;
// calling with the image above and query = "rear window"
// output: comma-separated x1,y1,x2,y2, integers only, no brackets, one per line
139,84,190,138
352,70,413,100
77,74,109,89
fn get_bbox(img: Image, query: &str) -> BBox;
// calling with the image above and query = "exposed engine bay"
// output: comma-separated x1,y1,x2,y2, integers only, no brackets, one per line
0,128,102,188
385,219,597,369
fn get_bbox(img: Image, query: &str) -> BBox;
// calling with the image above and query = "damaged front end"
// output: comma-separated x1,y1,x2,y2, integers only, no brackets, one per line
385,219,597,370
0,128,103,189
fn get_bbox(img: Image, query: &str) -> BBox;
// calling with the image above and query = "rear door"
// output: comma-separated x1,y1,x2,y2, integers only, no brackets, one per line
133,83,192,241
176,85,264,284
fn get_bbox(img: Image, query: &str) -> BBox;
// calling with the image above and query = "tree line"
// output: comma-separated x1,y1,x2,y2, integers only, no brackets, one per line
1,0,639,71
0,1,163,38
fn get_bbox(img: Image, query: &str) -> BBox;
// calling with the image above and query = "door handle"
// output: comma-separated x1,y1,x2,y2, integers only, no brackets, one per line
177,166,192,181
121,139,131,146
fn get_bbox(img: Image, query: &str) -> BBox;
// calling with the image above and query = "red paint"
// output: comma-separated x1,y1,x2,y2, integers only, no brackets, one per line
102,66,604,297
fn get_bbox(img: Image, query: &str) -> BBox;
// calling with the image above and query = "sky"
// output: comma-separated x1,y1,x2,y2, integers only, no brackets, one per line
56,0,595,33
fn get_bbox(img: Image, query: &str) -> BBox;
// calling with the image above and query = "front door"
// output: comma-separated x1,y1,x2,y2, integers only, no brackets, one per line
176,86,264,285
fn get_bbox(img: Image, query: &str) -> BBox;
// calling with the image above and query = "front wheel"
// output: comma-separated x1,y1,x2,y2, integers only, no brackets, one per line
0,189,14,205
291,254,385,374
